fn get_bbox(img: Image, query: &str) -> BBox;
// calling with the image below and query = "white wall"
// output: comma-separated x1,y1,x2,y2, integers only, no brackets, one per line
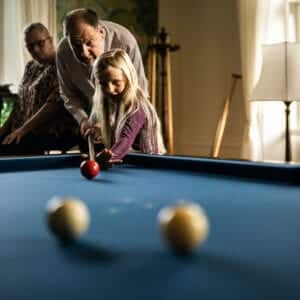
159,0,245,158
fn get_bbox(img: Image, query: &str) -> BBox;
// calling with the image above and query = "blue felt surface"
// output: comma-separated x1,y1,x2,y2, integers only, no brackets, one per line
0,159,300,299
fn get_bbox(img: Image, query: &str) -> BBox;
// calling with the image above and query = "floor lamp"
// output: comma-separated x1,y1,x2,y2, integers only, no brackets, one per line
251,42,300,162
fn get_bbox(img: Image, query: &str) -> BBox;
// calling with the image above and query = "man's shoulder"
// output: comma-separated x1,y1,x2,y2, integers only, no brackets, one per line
25,60,36,68
102,20,136,42
24,59,42,72
102,20,132,33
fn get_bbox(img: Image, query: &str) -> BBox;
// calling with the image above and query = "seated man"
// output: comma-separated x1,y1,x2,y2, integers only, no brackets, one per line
0,22,81,155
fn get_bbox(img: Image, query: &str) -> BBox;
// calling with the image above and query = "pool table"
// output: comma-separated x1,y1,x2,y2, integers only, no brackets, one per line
1,153,300,300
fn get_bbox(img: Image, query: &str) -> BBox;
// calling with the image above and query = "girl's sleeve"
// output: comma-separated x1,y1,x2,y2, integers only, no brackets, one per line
111,108,145,160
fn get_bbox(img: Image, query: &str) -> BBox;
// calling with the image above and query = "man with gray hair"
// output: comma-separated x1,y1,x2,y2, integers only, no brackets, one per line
56,8,148,136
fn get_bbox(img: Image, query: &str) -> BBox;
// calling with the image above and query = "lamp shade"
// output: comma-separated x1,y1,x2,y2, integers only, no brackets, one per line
252,42,300,101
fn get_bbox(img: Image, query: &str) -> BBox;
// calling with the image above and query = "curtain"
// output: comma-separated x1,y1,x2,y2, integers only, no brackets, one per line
255,0,288,162
20,0,57,45
237,0,272,161
0,0,26,90
238,0,300,162
0,0,56,91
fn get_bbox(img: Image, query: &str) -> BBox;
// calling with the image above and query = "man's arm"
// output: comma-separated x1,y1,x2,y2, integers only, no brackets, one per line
1,101,62,145
127,38,149,97
19,101,61,134
56,39,89,126
2,77,64,144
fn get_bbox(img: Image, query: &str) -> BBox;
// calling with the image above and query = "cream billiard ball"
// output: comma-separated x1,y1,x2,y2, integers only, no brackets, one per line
47,197,90,240
158,202,209,254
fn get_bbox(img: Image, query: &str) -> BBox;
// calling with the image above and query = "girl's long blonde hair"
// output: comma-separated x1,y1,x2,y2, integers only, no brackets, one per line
90,49,166,154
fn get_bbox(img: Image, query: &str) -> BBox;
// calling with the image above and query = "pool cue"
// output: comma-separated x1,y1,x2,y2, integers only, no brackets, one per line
88,135,95,161
211,73,242,158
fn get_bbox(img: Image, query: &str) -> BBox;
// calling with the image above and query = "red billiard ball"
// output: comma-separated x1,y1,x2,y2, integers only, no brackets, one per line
80,160,100,179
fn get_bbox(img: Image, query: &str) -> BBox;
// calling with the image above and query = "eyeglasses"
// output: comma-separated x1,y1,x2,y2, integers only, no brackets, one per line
26,37,50,51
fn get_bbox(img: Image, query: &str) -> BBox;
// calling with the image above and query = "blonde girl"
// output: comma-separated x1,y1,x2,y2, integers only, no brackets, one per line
86,49,166,165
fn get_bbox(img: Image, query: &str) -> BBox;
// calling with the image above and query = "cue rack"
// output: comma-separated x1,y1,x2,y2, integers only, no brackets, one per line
146,28,180,155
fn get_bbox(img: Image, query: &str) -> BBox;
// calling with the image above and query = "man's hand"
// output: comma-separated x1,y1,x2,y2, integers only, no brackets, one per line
80,118,90,137
2,127,27,144
81,119,102,144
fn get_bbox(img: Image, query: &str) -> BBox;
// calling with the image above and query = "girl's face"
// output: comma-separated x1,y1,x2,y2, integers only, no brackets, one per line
99,66,127,99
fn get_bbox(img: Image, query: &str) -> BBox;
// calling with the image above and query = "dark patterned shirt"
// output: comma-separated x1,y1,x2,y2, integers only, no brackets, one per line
11,60,77,136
